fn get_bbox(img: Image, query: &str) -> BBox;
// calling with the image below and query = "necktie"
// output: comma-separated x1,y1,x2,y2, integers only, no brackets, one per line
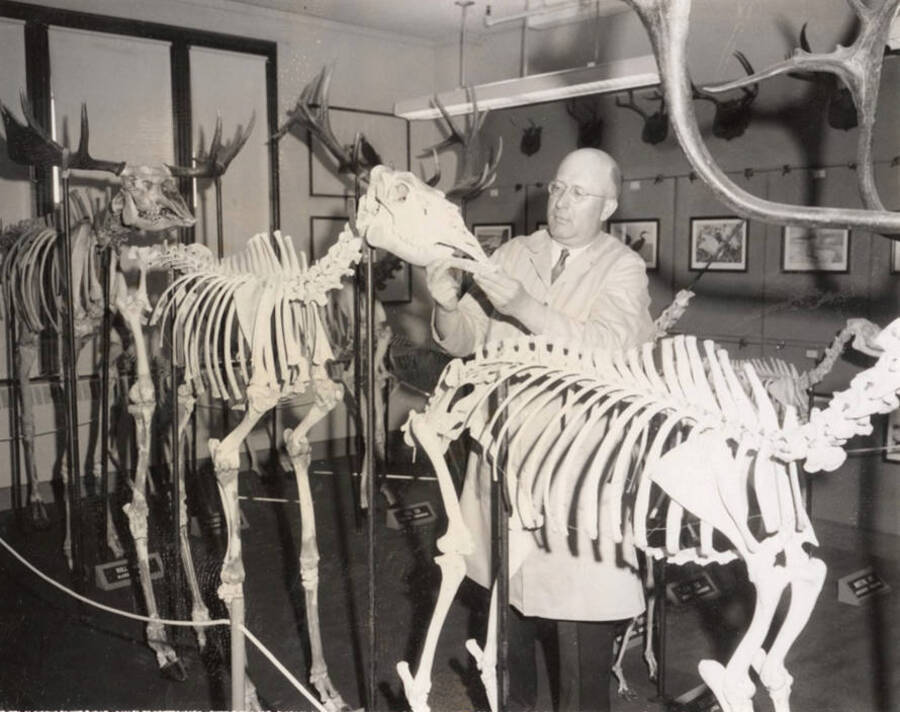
551,248,569,284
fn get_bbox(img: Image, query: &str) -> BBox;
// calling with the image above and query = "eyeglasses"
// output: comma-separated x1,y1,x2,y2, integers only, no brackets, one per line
547,179,609,202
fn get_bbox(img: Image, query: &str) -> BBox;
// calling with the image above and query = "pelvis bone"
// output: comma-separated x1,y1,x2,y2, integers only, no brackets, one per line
356,165,495,274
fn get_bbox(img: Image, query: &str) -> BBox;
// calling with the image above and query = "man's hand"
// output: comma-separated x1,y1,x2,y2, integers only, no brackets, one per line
426,259,462,311
474,268,536,321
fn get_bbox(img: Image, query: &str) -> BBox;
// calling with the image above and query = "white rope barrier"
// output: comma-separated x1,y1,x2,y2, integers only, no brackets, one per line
0,533,229,627
240,625,329,712
0,534,329,710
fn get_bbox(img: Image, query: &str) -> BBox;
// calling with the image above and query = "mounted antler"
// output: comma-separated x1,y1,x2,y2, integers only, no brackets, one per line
420,87,504,202
697,0,899,214
615,89,669,144
692,51,758,140
566,97,605,148
272,64,382,180
0,92,125,174
167,111,256,179
622,0,900,233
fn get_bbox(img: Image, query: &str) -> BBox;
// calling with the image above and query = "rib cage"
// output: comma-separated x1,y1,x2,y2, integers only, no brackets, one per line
409,334,810,565
1,217,101,337
150,228,362,404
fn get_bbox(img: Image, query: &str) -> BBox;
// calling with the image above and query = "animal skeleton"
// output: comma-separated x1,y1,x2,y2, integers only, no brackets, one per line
390,325,900,712
149,228,363,711
0,96,256,677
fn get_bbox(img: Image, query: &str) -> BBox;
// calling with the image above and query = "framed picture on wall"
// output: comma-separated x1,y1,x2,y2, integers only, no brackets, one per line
473,223,513,256
609,219,659,270
689,216,748,271
309,107,409,197
892,240,900,274
310,215,411,303
884,408,900,463
781,226,850,273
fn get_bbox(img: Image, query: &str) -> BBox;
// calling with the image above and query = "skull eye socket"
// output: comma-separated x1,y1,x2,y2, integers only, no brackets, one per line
391,183,410,203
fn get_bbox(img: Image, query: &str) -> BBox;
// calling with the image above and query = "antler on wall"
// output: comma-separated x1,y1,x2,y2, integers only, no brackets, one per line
420,87,504,202
615,89,669,145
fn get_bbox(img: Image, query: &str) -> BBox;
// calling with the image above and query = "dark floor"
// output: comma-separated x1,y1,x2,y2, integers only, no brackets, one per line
0,454,897,711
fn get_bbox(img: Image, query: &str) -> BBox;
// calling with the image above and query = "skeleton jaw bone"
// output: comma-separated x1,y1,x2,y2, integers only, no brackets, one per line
357,165,495,273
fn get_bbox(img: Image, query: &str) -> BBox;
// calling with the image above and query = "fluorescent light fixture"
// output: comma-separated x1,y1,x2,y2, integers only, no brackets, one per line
394,54,659,120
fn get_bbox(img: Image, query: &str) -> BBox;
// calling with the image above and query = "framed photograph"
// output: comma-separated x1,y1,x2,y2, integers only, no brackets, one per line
310,216,411,303
781,226,850,273
609,219,659,270
891,240,900,274
689,216,748,271
884,409,900,463
473,223,513,256
309,107,409,197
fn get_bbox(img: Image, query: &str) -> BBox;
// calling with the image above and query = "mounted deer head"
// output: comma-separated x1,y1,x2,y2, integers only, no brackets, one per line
615,89,669,144
272,64,383,181
566,97,604,148
420,87,504,203
692,51,758,140
622,0,900,233
788,23,859,131
514,118,543,157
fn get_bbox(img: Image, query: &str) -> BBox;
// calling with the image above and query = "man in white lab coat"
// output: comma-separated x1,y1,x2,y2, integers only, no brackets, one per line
427,148,654,711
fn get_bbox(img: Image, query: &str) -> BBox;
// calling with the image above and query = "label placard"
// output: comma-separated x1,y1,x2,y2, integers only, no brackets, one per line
837,566,890,606
386,502,436,530
95,553,163,591
667,570,720,605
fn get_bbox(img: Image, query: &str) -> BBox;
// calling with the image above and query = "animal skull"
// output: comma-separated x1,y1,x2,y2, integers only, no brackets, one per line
356,165,493,273
111,165,196,232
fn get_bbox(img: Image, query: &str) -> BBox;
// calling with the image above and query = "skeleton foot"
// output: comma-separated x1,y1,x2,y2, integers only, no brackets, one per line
465,638,498,712
397,661,431,712
310,668,353,712
148,618,186,681
699,659,754,712
612,663,638,701
29,496,50,530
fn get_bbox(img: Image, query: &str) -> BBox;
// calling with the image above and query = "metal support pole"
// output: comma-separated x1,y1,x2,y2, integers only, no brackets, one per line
456,0,474,87
59,173,83,583
100,249,112,549
170,268,185,633
6,309,23,524
362,191,378,712
230,596,246,710
655,557,668,701
494,383,510,712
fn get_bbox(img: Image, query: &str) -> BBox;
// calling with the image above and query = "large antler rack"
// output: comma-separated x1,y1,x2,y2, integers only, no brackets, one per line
167,111,256,180
421,87,504,202
701,0,895,211
272,64,382,181
0,92,125,175
623,0,900,233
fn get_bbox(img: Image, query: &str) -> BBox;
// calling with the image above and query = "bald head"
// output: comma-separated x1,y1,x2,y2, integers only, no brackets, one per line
547,148,621,247
556,148,621,200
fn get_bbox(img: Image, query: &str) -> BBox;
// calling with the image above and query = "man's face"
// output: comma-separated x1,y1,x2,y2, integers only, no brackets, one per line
547,155,615,247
